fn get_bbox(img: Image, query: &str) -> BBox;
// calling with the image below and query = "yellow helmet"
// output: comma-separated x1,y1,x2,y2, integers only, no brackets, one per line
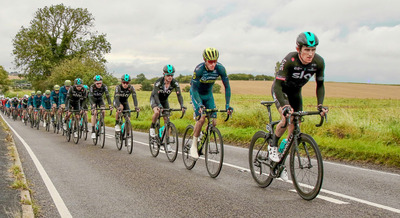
202,47,219,61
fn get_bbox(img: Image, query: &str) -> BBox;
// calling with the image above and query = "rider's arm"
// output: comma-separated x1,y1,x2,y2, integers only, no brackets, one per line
103,85,112,106
190,70,204,110
41,96,46,108
315,56,325,106
114,86,120,108
273,56,292,107
218,64,231,108
59,88,65,105
88,85,95,105
130,85,139,108
65,89,72,109
173,80,184,108
151,79,162,107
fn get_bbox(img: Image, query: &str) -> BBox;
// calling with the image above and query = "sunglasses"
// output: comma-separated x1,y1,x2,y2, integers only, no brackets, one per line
122,82,129,85
206,60,217,64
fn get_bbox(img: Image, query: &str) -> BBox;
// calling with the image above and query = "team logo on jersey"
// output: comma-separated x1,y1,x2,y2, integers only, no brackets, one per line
192,72,197,80
293,71,312,80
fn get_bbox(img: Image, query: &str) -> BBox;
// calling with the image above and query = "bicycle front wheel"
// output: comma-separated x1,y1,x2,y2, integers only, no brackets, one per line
100,119,106,148
205,127,224,178
73,117,80,144
290,133,324,200
125,121,134,154
182,125,196,170
149,123,160,157
83,119,88,140
249,131,273,188
165,123,178,162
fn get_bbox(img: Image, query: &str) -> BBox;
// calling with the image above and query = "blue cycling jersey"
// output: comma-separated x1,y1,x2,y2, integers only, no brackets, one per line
41,95,52,110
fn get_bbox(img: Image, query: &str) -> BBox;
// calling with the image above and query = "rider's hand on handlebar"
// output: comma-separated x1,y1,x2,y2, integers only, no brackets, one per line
281,105,293,117
317,104,328,117
226,104,234,115
135,107,140,112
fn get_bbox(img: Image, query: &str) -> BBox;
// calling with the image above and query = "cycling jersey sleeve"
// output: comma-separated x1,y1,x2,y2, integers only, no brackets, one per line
190,70,203,110
152,80,162,106
104,85,112,106
88,85,95,105
59,88,65,105
173,80,184,108
65,89,72,109
218,65,231,107
41,96,46,108
114,85,121,108
130,85,138,108
315,57,325,105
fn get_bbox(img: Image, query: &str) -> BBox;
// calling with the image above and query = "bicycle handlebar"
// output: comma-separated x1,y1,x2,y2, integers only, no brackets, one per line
160,108,186,119
203,109,231,122
282,109,328,128
117,109,139,119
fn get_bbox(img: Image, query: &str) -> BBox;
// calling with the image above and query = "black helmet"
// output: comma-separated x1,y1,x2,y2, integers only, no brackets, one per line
121,74,131,82
74,78,83,86
163,65,175,75
296,32,319,48
93,75,103,82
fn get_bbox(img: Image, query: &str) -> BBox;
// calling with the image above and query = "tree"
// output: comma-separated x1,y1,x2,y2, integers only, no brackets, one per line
47,56,116,90
12,4,111,89
0,66,11,94
132,73,147,84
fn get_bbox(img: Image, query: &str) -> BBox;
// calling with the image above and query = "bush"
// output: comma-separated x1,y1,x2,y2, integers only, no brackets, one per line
183,85,190,92
213,83,221,93
140,80,153,91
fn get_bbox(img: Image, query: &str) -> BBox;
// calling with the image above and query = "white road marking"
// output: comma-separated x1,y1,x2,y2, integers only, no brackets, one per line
1,115,72,218
289,190,349,204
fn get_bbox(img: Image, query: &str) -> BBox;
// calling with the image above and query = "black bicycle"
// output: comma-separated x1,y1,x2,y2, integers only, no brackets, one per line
43,109,52,132
93,108,112,148
249,101,327,200
79,110,89,141
149,108,185,162
65,110,81,144
182,109,230,178
115,109,139,154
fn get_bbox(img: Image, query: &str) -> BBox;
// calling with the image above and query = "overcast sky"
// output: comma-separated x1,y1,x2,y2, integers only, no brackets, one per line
1,0,400,84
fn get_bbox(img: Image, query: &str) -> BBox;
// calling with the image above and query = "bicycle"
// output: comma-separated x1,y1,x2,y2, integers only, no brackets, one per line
79,110,89,141
93,108,112,148
115,109,139,154
65,110,81,144
248,101,327,200
149,108,185,162
182,109,230,178
33,109,42,130
22,108,29,126
43,109,52,132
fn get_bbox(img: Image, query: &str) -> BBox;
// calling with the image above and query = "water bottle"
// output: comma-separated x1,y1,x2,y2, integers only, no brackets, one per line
278,139,288,153
159,126,165,137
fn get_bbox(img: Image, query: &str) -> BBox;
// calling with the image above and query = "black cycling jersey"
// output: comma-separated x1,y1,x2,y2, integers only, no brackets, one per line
150,77,183,108
272,52,325,111
65,86,88,110
89,84,112,106
113,84,138,108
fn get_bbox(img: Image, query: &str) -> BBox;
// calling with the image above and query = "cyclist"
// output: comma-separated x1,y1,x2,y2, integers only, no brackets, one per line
89,75,113,139
41,90,52,127
113,74,139,132
51,85,60,123
149,65,185,138
189,47,233,159
10,97,19,118
270,32,329,180
64,78,87,137
27,91,35,115
20,95,29,123
59,80,72,110
5,97,11,116
33,91,43,126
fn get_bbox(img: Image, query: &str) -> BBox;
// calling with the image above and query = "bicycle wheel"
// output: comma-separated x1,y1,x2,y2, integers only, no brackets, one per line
205,127,224,178
249,131,273,188
290,133,324,200
149,122,160,157
125,121,133,154
115,129,123,151
182,125,196,170
46,115,50,132
73,117,80,144
83,118,88,140
36,114,40,130
66,119,71,142
100,119,106,148
165,123,179,162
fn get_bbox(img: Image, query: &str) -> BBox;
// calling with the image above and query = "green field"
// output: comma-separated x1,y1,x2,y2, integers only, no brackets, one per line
8,88,400,169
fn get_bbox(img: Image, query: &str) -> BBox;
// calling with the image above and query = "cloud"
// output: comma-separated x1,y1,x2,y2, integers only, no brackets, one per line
1,0,400,84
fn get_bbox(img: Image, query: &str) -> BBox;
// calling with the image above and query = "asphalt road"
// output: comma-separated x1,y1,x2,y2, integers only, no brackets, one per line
1,113,399,217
